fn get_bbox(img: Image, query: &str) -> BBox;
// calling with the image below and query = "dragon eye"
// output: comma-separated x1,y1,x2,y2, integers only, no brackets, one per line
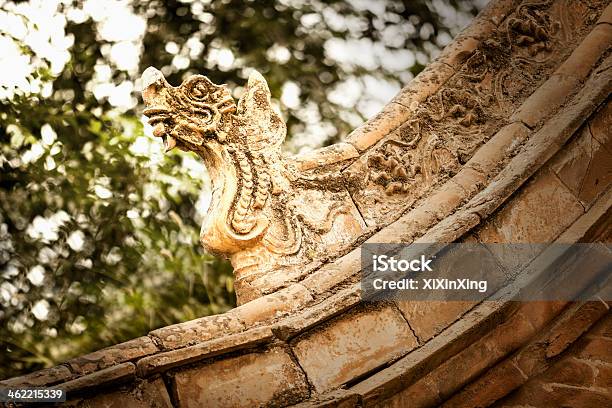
190,82,208,100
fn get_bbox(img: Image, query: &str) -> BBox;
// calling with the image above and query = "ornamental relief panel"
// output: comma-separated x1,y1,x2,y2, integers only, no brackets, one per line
345,0,608,227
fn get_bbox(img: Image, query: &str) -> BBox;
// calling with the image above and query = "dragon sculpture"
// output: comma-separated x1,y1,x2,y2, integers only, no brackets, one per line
141,67,364,303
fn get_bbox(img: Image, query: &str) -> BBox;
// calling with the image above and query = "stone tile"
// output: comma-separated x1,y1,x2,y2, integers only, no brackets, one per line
373,375,441,408
390,61,455,110
67,336,158,375
589,313,612,338
544,301,609,358
301,250,361,297
498,378,612,407
476,170,584,271
149,313,245,350
451,167,487,197
274,285,362,340
291,305,417,393
290,142,359,172
0,365,72,387
172,347,309,408
551,125,612,208
349,300,513,404
76,378,172,408
576,336,612,363
465,122,531,176
228,283,313,327
442,360,526,408
536,357,596,388
345,102,410,152
291,389,360,408
396,301,476,343
137,326,274,377
510,74,579,128
62,362,135,395
589,101,611,152
556,23,612,79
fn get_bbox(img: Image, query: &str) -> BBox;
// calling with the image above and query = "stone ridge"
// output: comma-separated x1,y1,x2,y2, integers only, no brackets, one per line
1,1,611,407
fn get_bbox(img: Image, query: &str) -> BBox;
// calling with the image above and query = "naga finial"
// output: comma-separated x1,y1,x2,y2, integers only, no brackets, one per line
141,67,365,303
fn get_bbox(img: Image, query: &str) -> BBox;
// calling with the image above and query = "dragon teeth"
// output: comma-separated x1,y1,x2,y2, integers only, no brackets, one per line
164,135,177,152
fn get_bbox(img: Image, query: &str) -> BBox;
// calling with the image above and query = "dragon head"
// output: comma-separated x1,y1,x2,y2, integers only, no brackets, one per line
141,67,236,152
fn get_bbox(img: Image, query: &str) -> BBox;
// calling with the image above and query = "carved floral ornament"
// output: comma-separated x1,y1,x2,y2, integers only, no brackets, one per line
141,68,364,303
357,0,569,199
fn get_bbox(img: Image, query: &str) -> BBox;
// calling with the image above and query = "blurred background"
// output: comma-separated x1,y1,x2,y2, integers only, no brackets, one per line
0,0,485,378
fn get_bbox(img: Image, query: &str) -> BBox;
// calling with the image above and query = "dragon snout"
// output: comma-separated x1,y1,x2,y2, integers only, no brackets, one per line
141,68,178,152
141,67,166,102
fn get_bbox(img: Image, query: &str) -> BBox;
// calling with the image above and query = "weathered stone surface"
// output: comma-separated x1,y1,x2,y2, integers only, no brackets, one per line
0,364,72,387
396,301,476,343
363,179,469,245
478,0,521,25
292,305,417,392
274,285,362,340
67,336,158,375
476,170,584,270
497,380,612,407
390,61,455,110
544,301,609,358
445,300,609,407
508,4,611,128
149,313,245,350
577,335,612,363
551,122,612,208
301,250,361,297
496,319,612,408
450,167,487,197
510,74,580,128
6,2,611,406
74,378,172,408
344,121,462,227
441,359,526,408
556,23,612,79
345,102,410,152
137,326,274,377
228,283,313,326
350,300,513,404
289,142,359,172
62,362,135,395
291,389,361,408
172,347,309,408
343,0,607,233
374,375,441,408
590,100,612,151
590,312,612,338
465,53,612,225
555,186,612,244
369,307,537,406
465,122,531,176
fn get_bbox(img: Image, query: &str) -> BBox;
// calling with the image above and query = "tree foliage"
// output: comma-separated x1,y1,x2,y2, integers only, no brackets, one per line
0,0,481,378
